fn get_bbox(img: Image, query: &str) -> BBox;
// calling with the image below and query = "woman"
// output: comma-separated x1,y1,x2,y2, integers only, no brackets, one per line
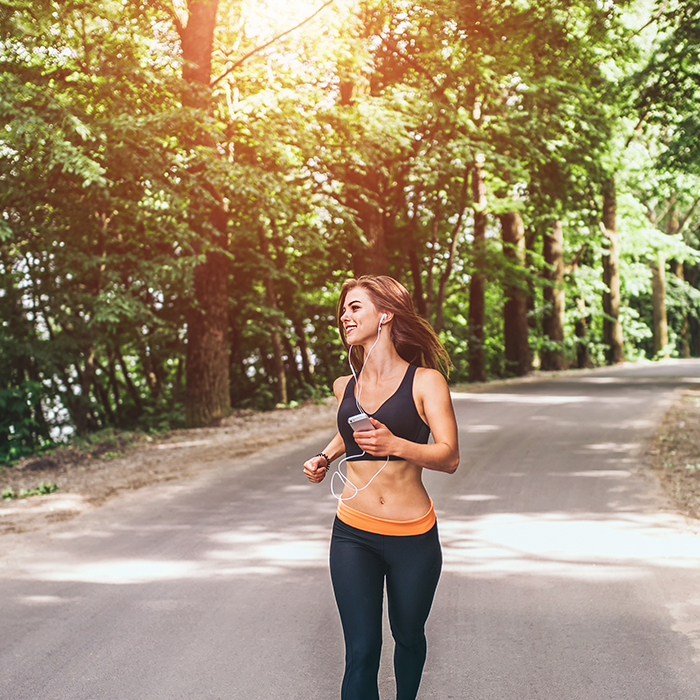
303,275,459,700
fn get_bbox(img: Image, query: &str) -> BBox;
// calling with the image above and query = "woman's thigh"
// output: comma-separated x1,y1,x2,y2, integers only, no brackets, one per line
384,524,442,642
329,519,386,646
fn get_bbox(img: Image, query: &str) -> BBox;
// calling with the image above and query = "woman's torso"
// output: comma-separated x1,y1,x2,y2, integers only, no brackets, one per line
336,363,432,520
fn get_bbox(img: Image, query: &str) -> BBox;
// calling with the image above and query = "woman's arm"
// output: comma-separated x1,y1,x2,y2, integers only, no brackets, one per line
303,431,345,483
353,368,459,474
302,375,351,483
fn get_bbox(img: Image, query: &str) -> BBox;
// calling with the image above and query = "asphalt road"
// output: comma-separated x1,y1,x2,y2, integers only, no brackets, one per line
2,360,700,700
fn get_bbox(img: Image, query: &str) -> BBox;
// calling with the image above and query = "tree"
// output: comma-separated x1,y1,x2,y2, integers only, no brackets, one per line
169,0,232,428
541,220,566,370
500,211,531,376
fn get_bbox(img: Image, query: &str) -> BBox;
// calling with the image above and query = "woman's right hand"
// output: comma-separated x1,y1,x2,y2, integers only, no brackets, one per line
303,455,329,483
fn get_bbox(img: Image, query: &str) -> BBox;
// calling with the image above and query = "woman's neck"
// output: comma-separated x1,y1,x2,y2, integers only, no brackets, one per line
357,342,406,382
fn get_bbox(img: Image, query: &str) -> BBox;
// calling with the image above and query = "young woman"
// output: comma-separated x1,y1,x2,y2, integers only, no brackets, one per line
303,275,459,700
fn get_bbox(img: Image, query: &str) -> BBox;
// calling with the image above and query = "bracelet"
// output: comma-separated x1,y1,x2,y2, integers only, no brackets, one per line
316,452,331,469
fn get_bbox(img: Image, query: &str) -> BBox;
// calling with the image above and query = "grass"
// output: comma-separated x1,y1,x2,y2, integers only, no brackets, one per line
2,482,59,500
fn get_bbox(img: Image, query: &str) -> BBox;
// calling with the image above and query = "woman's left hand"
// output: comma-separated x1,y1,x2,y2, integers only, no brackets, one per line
353,418,398,457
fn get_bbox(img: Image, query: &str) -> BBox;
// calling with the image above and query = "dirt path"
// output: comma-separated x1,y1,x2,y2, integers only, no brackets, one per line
649,388,700,520
0,399,336,538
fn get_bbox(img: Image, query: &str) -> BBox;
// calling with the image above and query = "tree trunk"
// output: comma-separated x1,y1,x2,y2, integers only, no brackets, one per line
408,248,428,318
666,197,689,357
601,177,624,364
499,211,531,376
650,251,668,357
281,334,303,394
348,170,389,277
180,0,231,427
435,165,470,333
541,220,566,371
362,205,389,276
467,163,487,382
186,250,231,426
574,296,590,368
266,314,288,405
115,343,143,414
424,214,439,321
525,229,538,334
105,346,123,423
92,366,116,426
258,225,288,405
650,193,680,358
173,355,184,406
674,261,691,358
292,315,314,386
689,313,700,357
75,346,96,436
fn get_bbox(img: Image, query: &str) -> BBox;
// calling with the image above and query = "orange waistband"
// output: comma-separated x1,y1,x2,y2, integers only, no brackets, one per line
336,499,436,536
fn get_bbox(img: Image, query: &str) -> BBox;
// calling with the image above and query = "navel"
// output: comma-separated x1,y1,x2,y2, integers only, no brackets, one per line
379,497,385,505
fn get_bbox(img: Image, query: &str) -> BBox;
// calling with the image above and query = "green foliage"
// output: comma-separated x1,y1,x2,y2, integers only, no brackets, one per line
2,482,58,500
0,382,54,463
1,0,700,452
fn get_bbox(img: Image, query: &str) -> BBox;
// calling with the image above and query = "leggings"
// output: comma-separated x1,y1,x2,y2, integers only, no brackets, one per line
329,516,442,700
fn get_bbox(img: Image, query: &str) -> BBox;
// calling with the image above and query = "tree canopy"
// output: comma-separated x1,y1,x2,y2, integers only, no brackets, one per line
2,0,700,461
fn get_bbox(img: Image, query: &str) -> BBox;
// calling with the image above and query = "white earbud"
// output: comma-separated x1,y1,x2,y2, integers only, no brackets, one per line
379,313,387,329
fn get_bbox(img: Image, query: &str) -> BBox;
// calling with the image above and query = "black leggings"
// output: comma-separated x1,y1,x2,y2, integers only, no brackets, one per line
329,516,442,700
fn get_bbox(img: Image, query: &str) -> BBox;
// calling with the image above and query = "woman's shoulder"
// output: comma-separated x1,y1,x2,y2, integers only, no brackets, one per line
413,366,450,393
332,374,353,401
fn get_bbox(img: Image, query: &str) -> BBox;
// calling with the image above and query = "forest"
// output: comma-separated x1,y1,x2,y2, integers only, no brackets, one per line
1,0,700,461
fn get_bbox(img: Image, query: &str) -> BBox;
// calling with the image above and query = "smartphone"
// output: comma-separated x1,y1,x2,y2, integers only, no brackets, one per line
348,413,374,432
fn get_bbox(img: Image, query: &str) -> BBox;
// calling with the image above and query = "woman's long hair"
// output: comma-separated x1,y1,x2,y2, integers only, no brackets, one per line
337,276,451,377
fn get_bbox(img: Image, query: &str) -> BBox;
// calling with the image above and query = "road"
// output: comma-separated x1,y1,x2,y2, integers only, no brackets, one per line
2,360,700,699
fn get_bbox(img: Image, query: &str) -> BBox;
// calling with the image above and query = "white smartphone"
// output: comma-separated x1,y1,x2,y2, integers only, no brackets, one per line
348,413,374,432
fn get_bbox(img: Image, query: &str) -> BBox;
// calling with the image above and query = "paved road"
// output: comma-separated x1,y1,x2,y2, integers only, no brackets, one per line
2,360,700,699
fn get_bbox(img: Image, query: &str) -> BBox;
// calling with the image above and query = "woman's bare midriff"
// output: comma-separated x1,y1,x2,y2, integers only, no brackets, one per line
341,459,431,520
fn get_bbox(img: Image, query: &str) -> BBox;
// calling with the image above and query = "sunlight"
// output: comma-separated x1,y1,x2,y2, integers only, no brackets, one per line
15,509,700,589
240,0,333,43
583,443,639,452
207,525,329,572
439,511,700,582
551,470,632,478
156,439,212,450
27,559,201,585
580,376,700,384
20,525,330,584
454,494,500,502
451,393,591,404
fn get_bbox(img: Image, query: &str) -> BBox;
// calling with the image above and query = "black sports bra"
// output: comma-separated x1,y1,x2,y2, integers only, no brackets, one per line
337,364,431,462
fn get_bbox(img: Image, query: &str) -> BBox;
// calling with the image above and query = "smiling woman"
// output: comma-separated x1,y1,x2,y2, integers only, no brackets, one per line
303,275,459,700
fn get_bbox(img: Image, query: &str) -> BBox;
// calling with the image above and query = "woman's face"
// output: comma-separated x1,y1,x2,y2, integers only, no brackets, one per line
340,286,383,345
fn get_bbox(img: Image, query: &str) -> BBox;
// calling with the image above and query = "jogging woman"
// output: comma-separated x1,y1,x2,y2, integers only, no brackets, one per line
303,275,459,700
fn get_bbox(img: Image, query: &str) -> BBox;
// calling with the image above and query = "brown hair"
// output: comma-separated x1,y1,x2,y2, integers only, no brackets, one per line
337,275,451,376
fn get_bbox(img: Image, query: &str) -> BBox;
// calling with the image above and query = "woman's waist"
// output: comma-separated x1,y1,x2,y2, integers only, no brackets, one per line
336,498,435,536
338,474,431,517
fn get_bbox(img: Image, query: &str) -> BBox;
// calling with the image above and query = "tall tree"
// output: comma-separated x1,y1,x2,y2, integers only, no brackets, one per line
175,0,231,427
468,163,488,382
541,220,566,371
500,211,531,376
602,177,625,364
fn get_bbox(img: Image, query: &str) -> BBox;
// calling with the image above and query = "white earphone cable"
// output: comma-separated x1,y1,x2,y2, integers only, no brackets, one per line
330,313,390,501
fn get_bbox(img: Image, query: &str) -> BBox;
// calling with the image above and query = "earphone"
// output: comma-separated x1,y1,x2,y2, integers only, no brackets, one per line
330,314,390,500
